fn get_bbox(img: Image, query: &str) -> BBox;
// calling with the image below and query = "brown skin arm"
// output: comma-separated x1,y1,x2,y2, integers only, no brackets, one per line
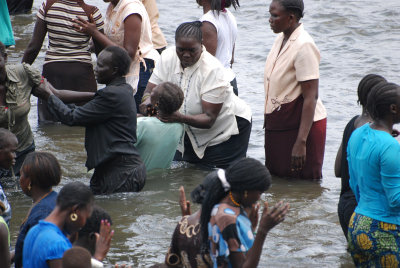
22,18,47,64
0,223,10,267
201,21,218,56
229,202,290,268
158,100,222,129
231,44,235,68
139,82,157,115
291,79,319,171
73,14,141,61
47,259,62,268
33,79,94,103
334,142,343,177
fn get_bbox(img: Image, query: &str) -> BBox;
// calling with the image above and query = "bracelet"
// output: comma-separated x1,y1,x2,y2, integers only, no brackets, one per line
141,93,150,103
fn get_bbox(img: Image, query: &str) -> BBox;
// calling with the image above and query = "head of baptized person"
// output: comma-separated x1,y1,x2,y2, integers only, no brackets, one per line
94,46,131,85
269,0,304,34
175,21,203,69
150,82,184,116
0,128,18,170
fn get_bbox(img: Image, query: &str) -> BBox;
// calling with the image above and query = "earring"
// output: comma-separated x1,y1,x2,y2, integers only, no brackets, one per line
70,213,78,222
28,184,31,191
244,191,248,199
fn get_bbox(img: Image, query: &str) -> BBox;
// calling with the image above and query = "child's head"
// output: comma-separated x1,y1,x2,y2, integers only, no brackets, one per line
19,152,61,196
0,128,18,169
62,246,91,268
151,82,184,115
75,205,112,255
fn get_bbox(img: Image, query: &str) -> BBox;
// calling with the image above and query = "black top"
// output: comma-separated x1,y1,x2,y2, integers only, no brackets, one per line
340,115,359,196
48,77,141,170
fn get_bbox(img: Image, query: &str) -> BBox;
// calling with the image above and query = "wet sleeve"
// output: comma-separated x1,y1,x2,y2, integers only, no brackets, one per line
295,41,320,82
380,140,400,208
22,63,42,87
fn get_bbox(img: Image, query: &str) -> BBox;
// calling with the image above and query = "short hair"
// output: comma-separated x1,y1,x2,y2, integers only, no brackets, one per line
366,81,400,121
103,46,131,76
0,128,17,150
57,182,94,211
357,74,387,107
21,152,61,190
175,21,203,43
0,41,6,57
210,0,240,11
62,246,91,268
274,0,304,20
157,82,184,115
78,205,112,237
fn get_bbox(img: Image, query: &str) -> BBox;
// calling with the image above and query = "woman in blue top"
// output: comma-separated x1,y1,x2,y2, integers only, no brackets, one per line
200,158,289,268
23,182,94,268
15,152,61,268
347,81,400,267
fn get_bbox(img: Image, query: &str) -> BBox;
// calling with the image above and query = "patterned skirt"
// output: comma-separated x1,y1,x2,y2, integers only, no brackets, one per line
348,212,400,267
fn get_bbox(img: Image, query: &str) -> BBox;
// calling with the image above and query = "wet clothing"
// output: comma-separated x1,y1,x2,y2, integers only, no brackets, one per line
166,215,212,268
47,77,145,194
0,0,15,46
208,203,254,268
23,220,72,268
6,0,33,14
348,213,400,267
264,96,326,180
15,191,57,268
0,216,10,247
337,116,358,237
135,117,183,171
264,24,326,180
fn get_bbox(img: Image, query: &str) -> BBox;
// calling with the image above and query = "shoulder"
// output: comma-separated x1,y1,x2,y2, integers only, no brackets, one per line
200,51,225,73
211,203,239,225
201,10,217,24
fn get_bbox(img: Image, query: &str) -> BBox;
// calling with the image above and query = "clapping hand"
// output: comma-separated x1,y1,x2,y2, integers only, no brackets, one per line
94,219,114,261
257,201,290,235
179,186,191,216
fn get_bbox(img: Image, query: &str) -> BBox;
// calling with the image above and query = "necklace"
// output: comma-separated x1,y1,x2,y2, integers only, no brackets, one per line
229,191,241,207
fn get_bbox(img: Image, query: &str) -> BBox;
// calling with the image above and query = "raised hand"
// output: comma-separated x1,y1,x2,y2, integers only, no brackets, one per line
179,186,191,216
258,201,290,235
94,219,114,261
248,203,260,231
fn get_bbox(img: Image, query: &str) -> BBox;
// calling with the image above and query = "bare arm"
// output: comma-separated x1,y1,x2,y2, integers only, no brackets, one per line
334,142,343,177
201,21,218,56
231,43,235,68
33,80,95,103
22,18,47,64
0,223,10,268
291,79,318,171
158,100,222,129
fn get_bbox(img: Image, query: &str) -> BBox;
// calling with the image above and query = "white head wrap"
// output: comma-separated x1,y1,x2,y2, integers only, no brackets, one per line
217,169,230,192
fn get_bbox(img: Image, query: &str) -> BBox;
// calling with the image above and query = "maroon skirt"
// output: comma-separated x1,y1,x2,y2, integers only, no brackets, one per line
39,61,97,123
264,95,326,180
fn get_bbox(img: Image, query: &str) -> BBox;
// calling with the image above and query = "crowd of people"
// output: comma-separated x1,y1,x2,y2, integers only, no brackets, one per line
0,0,399,267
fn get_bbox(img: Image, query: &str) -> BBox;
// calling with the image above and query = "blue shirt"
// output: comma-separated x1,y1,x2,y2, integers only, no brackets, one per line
15,191,57,268
23,220,72,268
348,124,400,225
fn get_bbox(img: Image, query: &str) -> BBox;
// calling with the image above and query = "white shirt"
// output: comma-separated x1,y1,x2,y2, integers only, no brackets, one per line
149,47,251,158
200,9,237,80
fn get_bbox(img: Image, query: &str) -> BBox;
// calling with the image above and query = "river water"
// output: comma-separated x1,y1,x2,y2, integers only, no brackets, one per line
5,0,400,267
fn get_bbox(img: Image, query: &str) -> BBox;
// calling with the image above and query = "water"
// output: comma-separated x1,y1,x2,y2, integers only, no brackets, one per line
5,0,400,266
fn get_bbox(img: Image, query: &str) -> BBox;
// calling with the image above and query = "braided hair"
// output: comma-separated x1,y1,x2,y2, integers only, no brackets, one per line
175,21,203,43
200,158,271,256
357,74,387,107
366,81,400,121
274,0,304,20
157,82,184,115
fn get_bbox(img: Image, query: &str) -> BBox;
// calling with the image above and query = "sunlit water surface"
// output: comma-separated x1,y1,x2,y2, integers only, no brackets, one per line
6,0,400,266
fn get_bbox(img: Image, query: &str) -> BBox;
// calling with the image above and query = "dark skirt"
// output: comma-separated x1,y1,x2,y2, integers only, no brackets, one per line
39,61,97,123
90,154,146,195
264,96,326,180
338,190,357,239
174,116,252,169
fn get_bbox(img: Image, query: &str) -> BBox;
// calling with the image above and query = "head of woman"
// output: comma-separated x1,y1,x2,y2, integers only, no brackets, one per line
0,128,18,169
94,46,131,85
191,171,219,205
151,82,184,115
175,21,203,69
366,81,400,125
196,0,240,10
56,182,94,235
269,0,304,34
357,74,387,107
19,152,61,197
200,158,271,248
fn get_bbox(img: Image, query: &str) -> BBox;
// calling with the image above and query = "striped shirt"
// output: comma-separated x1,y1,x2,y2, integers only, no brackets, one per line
37,0,104,64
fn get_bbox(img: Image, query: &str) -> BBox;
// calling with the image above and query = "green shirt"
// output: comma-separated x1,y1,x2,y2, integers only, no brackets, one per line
135,117,183,171
0,63,41,152
0,216,10,246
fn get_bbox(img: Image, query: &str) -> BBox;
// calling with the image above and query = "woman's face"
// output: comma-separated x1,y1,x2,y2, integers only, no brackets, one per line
94,50,116,85
269,1,291,34
176,37,202,69
65,203,93,234
0,137,17,169
241,190,263,208
19,170,31,196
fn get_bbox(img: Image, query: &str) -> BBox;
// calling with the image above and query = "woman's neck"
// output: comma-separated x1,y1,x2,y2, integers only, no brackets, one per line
370,118,393,134
45,206,67,230
283,22,301,42
202,2,211,14
31,187,52,203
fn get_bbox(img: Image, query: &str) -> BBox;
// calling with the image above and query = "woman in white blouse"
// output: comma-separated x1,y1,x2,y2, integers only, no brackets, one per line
140,21,251,169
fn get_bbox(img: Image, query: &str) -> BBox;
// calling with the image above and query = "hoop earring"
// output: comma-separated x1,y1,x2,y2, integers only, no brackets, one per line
27,184,31,191
70,213,78,222
244,190,248,199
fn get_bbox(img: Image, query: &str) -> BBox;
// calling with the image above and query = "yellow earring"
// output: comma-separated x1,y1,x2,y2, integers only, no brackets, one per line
244,190,248,199
70,213,78,221
28,184,31,191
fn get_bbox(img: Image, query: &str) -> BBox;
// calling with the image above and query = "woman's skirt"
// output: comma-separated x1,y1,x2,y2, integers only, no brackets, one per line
40,61,97,123
348,213,400,267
